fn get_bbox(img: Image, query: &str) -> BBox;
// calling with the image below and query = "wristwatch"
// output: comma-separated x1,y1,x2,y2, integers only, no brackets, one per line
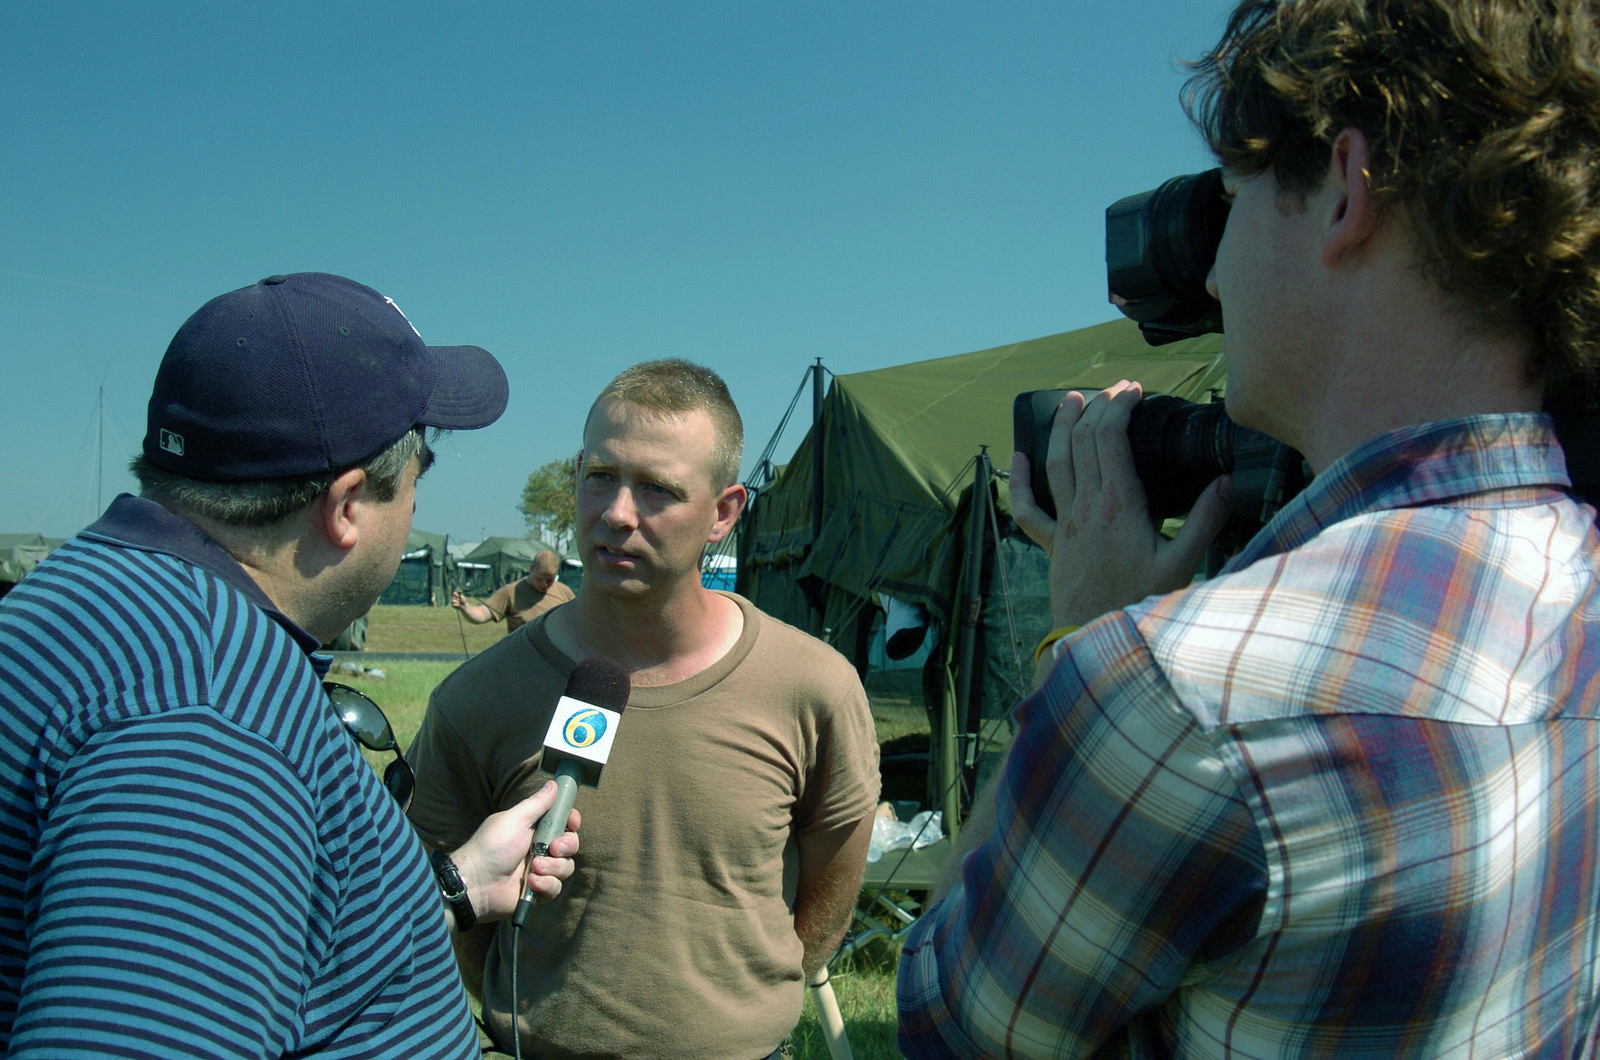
428,848,477,933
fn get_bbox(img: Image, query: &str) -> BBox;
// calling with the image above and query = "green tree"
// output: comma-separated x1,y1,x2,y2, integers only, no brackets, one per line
520,455,578,550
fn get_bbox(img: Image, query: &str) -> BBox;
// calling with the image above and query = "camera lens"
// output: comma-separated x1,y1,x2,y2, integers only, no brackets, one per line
1019,389,1235,521
1127,396,1235,520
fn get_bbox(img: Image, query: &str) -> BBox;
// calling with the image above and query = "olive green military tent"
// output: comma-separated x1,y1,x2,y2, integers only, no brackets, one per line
736,317,1227,829
377,528,451,606
455,535,575,598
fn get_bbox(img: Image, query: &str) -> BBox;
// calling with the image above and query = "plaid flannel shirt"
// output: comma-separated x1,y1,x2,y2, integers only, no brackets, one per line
898,414,1600,1058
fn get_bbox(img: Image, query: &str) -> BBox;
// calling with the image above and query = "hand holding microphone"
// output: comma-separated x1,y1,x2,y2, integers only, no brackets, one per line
513,656,629,928
442,779,582,930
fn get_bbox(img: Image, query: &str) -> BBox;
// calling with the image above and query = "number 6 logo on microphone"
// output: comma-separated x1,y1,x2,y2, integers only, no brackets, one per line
562,709,608,749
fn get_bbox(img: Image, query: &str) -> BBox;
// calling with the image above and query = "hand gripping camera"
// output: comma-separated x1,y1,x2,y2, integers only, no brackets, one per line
1014,168,1305,548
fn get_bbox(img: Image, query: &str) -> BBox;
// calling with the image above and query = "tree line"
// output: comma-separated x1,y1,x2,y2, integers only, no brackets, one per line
519,456,577,551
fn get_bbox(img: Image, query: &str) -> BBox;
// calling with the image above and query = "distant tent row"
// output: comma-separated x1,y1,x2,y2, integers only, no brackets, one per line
0,524,570,610
379,531,574,606
736,317,1227,829
378,529,452,606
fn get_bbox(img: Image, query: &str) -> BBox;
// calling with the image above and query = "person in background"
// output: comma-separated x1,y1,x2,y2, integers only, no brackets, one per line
452,550,574,633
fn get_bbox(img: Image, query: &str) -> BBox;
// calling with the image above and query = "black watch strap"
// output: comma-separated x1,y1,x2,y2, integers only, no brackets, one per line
428,848,477,933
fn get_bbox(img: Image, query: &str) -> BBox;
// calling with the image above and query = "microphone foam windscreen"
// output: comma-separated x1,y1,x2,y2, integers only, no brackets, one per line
566,656,630,712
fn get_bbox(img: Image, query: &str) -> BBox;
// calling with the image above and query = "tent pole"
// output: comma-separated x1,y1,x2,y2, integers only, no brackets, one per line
941,651,962,838
948,448,991,833
811,358,824,547
804,359,828,638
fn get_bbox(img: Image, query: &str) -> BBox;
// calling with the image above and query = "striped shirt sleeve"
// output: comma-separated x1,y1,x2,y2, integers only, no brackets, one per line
11,710,321,1060
897,614,1267,1059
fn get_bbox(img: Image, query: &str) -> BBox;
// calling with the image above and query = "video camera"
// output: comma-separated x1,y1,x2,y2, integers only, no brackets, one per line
1013,168,1304,550
1015,166,1600,541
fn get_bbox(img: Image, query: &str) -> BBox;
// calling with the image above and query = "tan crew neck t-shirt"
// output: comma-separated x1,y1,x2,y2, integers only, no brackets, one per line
484,577,575,632
407,593,879,1060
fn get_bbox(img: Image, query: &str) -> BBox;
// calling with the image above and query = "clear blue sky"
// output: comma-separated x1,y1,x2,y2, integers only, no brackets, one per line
3,1,1229,543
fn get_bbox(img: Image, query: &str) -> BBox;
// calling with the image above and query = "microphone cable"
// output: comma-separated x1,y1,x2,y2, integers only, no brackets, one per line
510,895,526,1060
507,834,551,1060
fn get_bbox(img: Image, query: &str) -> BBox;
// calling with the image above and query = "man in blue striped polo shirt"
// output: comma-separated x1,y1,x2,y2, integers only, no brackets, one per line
0,273,581,1058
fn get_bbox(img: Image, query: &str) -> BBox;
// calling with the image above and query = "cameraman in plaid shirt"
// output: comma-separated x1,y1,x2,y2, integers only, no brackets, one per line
898,1,1600,1056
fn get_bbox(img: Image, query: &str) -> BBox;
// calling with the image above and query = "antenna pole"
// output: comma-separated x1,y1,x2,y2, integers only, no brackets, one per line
95,385,104,517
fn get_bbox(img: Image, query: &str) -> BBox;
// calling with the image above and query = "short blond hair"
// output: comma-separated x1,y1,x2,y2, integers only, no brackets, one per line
587,359,744,489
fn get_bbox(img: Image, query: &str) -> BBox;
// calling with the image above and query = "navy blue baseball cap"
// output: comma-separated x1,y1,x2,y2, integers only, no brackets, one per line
143,272,508,481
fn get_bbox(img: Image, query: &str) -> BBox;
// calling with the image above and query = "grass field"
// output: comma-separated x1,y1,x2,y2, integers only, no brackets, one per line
363,602,505,655
342,603,923,1059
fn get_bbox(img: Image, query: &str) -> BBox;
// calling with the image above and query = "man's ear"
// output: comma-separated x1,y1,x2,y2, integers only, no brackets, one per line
316,468,368,551
1321,127,1380,267
707,483,749,544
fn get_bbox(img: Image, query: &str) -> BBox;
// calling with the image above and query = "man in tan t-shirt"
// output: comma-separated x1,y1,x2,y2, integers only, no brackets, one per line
408,359,879,1060
450,550,574,632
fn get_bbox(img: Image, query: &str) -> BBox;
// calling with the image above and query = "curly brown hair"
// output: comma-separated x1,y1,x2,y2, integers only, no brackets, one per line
1184,0,1600,384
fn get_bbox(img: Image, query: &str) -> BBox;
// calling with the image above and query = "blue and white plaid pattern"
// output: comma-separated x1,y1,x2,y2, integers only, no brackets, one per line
899,414,1600,1058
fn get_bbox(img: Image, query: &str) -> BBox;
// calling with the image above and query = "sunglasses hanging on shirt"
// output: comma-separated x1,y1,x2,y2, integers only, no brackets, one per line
326,681,416,812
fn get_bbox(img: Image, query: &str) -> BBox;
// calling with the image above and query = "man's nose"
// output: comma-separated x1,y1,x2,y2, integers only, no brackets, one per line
603,488,639,529
1205,263,1220,303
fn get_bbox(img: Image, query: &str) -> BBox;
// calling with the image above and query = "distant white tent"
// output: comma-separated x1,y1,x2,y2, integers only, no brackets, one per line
0,534,67,592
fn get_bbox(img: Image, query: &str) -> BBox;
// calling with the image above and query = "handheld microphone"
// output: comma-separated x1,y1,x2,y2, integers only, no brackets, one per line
512,656,629,927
